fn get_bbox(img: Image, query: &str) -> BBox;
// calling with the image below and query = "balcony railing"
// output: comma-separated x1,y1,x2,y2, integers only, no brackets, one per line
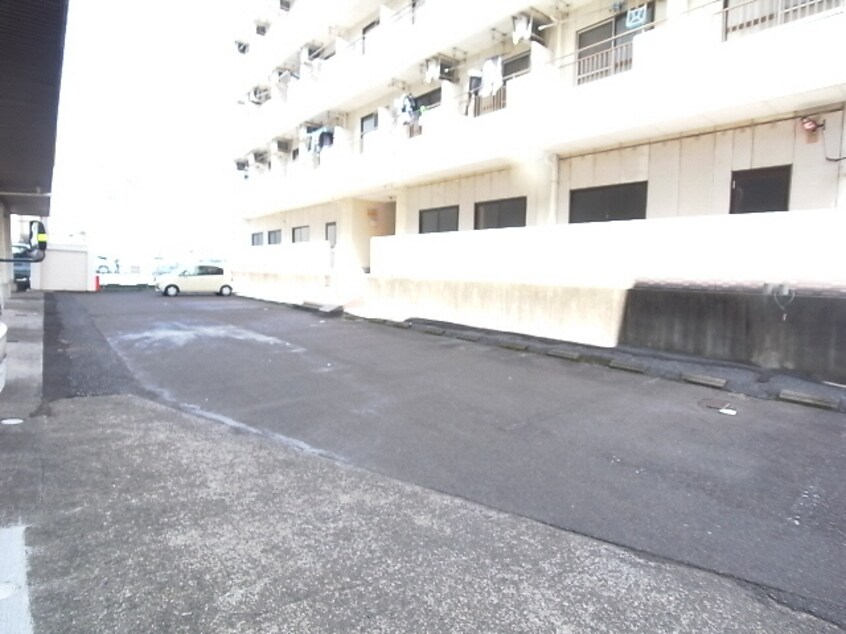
724,0,844,37
472,85,507,117
576,39,634,85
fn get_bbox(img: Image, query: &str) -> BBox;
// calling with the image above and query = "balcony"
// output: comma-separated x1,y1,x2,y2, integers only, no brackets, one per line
473,85,508,117
724,0,844,38
237,0,537,148
576,39,634,85
238,0,846,218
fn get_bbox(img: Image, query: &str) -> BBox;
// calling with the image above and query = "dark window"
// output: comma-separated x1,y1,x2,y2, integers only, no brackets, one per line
361,19,379,54
268,229,282,245
292,226,310,242
569,181,648,223
251,232,264,246
474,197,527,230
198,266,224,276
503,52,531,80
360,112,378,152
325,222,337,247
730,165,791,214
419,206,459,233
416,87,441,109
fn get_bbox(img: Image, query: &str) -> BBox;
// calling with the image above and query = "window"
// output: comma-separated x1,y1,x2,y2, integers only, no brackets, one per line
503,52,531,80
361,19,379,54
474,197,527,230
197,265,224,276
251,232,264,246
416,87,441,109
730,166,791,214
325,222,337,247
292,226,310,242
569,182,648,224
268,229,282,245
360,112,378,152
723,0,834,39
577,4,654,84
419,206,459,233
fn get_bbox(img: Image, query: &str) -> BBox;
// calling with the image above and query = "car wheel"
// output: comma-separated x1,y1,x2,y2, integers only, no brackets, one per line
219,285,232,297
163,285,179,297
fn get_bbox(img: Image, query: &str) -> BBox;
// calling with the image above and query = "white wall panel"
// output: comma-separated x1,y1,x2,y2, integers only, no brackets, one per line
595,149,621,186
570,154,594,190
712,130,734,214
752,119,794,167
791,111,842,210
646,140,680,218
678,134,718,216
731,127,753,171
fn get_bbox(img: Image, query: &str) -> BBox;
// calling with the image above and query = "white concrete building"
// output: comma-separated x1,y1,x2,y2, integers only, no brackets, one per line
231,0,846,378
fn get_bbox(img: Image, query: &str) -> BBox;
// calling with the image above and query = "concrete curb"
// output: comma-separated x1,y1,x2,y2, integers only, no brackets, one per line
358,315,846,414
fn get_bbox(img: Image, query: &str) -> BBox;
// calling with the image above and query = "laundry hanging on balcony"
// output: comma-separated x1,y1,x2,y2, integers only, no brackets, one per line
479,56,503,98
396,94,421,125
305,126,335,155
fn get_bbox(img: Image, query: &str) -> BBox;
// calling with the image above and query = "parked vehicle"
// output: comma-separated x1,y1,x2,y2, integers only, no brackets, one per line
12,243,31,291
155,264,233,297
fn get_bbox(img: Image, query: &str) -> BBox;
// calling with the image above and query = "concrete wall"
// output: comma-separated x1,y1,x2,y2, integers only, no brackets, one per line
620,288,846,382
362,209,846,380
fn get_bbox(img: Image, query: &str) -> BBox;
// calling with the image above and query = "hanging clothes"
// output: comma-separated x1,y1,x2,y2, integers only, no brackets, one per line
399,94,420,125
480,56,503,98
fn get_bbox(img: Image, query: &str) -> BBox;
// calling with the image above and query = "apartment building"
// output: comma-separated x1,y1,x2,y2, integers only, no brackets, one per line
231,0,846,379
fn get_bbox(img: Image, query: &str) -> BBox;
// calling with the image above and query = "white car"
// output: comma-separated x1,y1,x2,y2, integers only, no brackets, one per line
156,264,233,297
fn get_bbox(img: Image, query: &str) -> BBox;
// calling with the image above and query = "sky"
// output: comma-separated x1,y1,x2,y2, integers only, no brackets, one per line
49,0,244,262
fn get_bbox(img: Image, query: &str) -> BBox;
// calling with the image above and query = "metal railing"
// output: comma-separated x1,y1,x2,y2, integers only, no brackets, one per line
723,0,843,37
576,39,634,85
473,85,507,117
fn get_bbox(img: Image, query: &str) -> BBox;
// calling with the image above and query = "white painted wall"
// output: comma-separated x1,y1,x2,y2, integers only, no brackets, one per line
373,209,845,288
558,109,845,221
32,245,91,292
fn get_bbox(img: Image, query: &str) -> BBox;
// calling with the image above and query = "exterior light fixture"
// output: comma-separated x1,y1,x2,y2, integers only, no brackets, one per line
800,116,824,133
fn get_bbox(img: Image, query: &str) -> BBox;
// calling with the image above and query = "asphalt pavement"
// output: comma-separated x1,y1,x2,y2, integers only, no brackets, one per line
1,291,844,633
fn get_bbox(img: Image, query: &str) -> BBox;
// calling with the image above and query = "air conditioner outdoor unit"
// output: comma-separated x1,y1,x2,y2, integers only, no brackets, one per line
250,86,271,104
280,0,292,10
424,57,456,83
252,150,270,165
512,13,549,45
255,21,269,36
272,139,291,153
235,40,249,54
234,159,249,171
